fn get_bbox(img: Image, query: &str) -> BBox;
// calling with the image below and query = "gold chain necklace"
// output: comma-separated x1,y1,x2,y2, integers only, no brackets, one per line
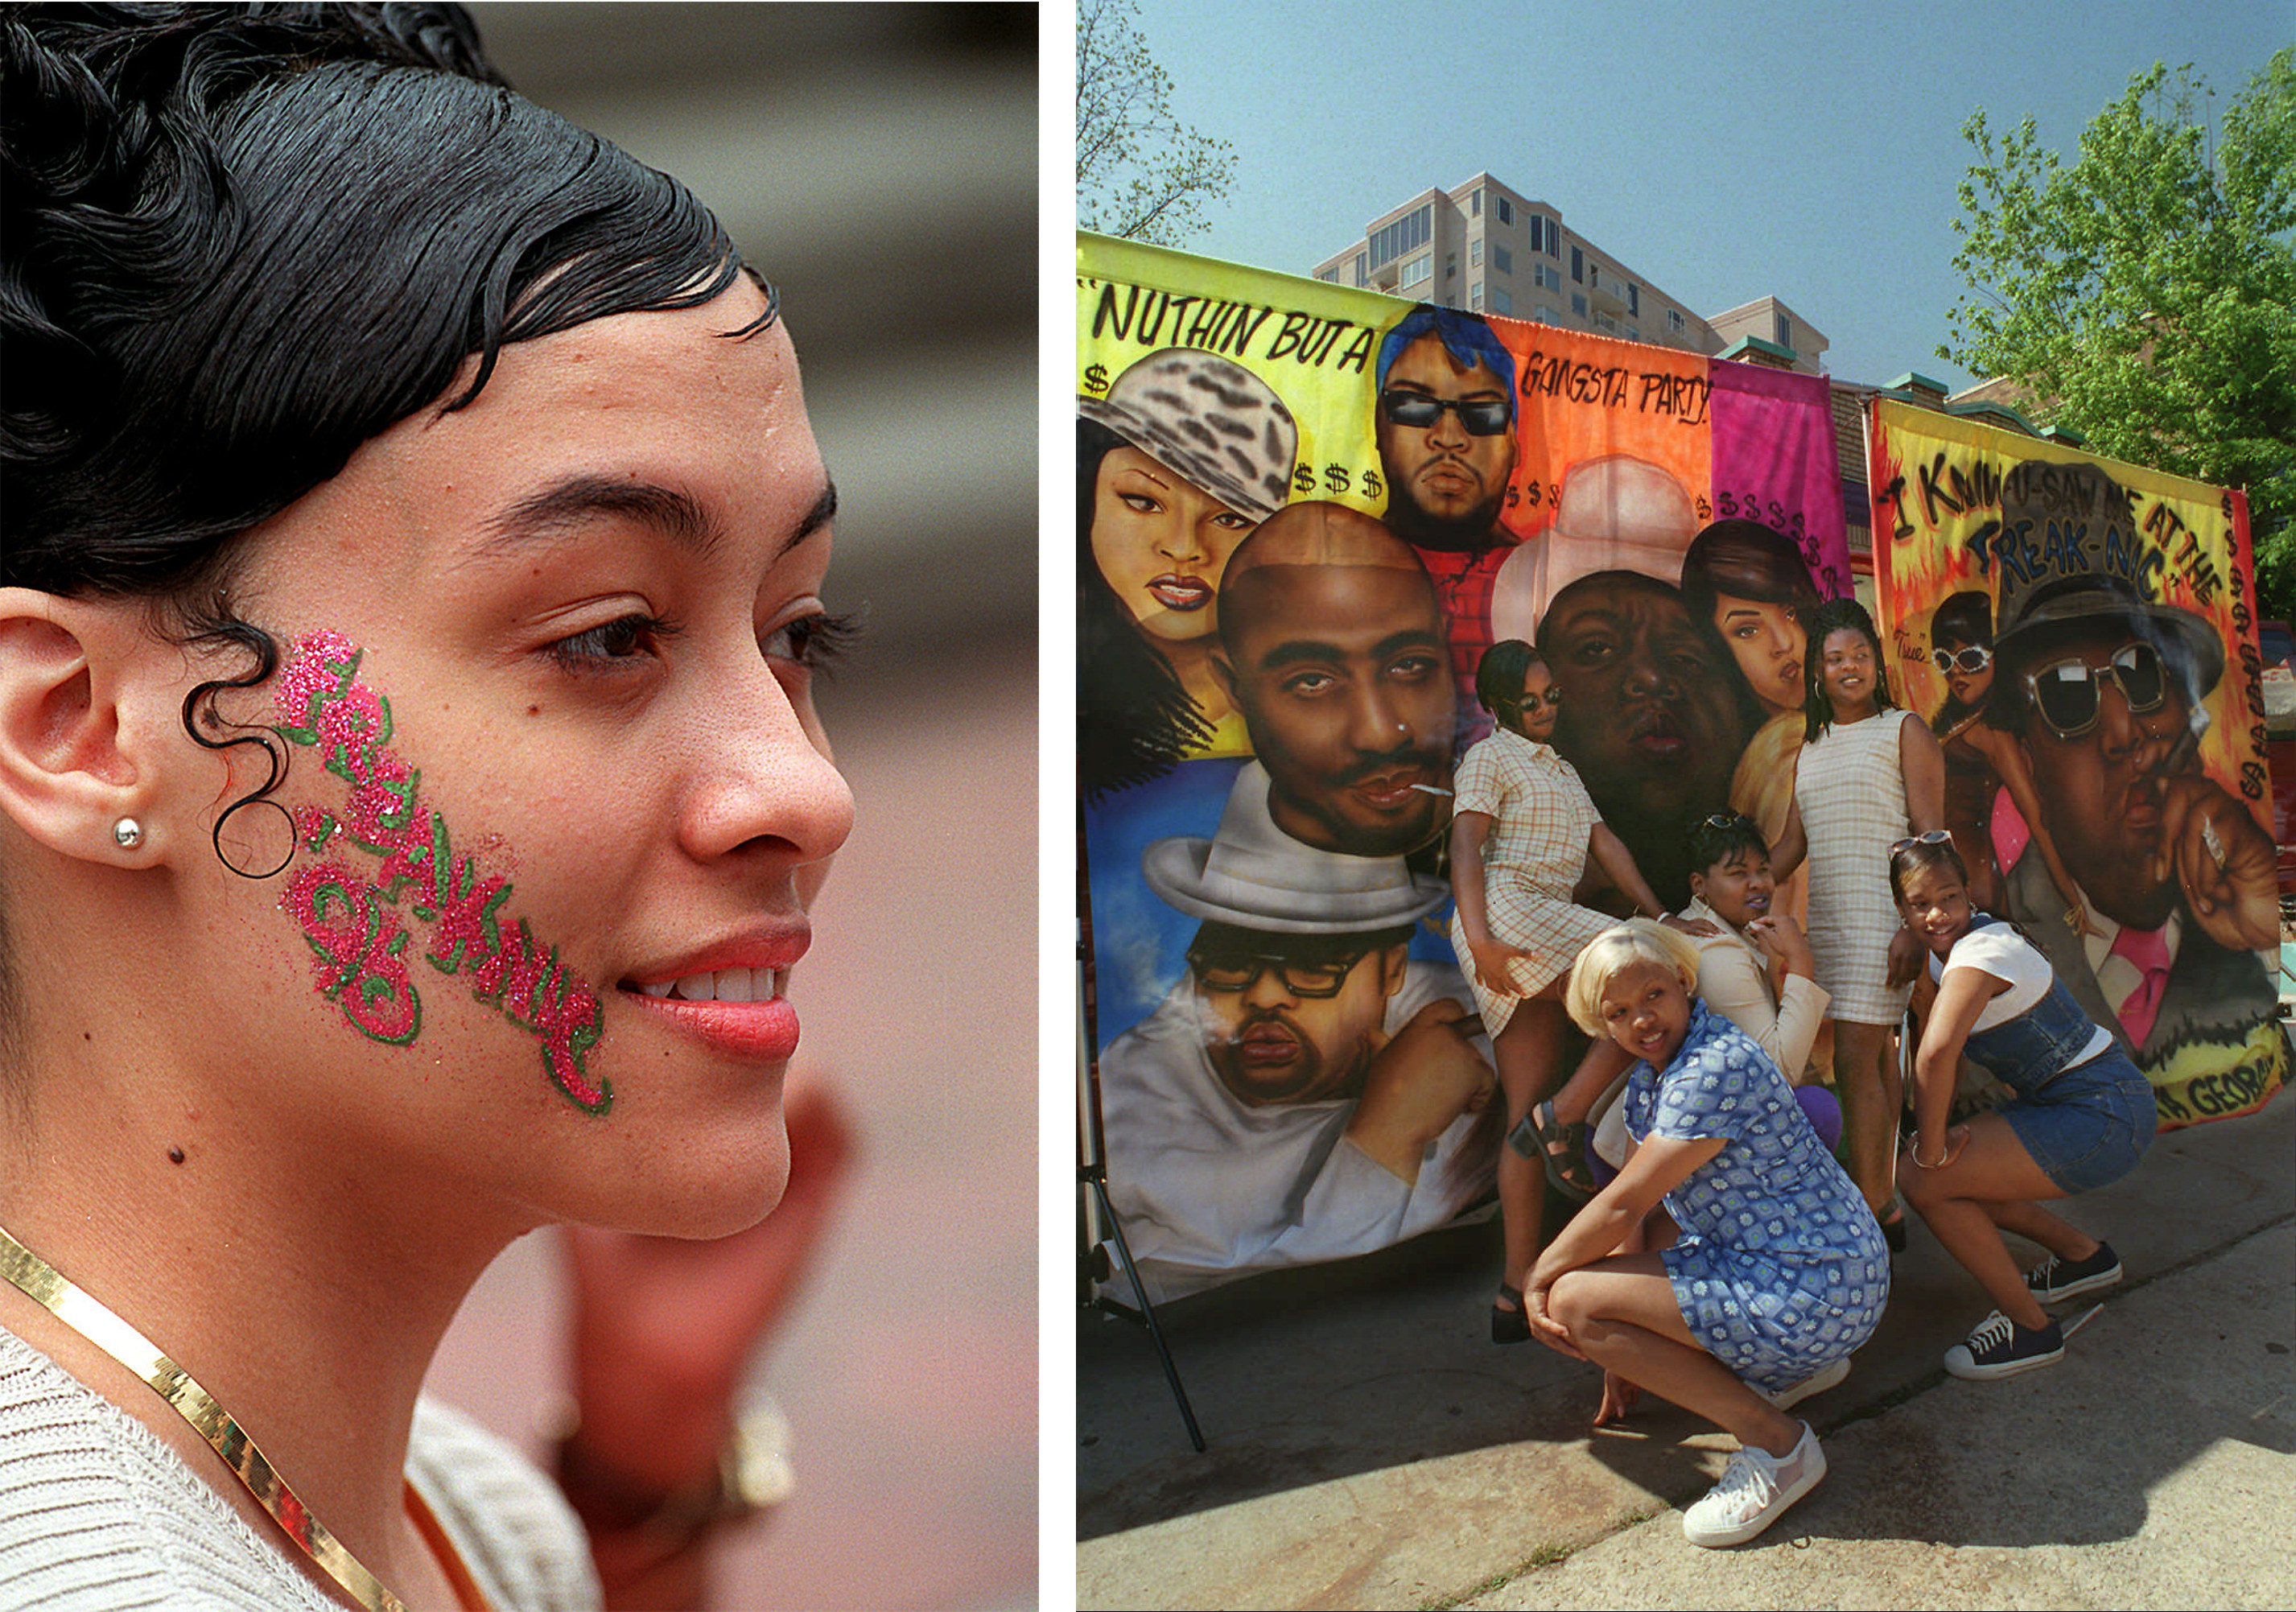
0,1222,407,1612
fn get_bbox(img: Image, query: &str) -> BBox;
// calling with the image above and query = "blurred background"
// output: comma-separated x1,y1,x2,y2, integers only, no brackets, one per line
424,7,1037,1610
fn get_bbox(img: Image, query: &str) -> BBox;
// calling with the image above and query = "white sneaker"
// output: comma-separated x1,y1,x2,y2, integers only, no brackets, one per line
1682,1421,1827,1548
1758,1357,1850,1411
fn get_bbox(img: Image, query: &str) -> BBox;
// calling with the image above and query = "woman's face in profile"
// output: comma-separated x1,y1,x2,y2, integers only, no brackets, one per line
1090,444,1258,643
204,279,852,1239
1710,591,1803,714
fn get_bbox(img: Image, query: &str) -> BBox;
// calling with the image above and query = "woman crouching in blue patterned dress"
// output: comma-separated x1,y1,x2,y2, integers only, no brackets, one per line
1526,920,1890,1548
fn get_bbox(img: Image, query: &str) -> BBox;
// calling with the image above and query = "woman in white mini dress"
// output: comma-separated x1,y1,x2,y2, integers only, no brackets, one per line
1770,600,1944,1239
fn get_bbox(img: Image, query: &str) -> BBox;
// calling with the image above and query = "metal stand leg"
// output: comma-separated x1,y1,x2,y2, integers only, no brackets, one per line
1082,1167,1205,1452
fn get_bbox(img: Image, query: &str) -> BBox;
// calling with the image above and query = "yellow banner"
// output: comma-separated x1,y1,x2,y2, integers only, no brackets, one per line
1867,398,2284,1128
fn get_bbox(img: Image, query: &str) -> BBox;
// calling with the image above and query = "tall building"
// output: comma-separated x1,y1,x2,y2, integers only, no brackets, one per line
1310,171,1830,377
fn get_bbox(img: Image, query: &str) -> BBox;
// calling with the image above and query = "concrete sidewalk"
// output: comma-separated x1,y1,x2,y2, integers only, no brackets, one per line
1078,1090,2295,1610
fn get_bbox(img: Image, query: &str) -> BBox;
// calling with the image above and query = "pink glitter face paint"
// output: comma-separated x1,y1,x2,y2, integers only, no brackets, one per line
273,632,611,1114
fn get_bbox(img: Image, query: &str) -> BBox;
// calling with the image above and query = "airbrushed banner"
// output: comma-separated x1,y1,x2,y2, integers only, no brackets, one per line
1867,398,2287,1129
1078,232,1851,1300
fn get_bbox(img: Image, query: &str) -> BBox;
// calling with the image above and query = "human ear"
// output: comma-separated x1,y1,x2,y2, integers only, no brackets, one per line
1378,942,1408,997
0,589,185,866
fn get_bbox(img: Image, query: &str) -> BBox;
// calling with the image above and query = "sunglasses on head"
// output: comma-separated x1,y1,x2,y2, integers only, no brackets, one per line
1379,389,1511,436
2024,642,2168,739
1932,645,1993,674
1890,829,1955,856
1700,813,1757,831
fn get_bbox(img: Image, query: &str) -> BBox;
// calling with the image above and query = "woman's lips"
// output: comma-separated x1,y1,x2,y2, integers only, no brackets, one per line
1148,574,1212,612
622,990,800,1061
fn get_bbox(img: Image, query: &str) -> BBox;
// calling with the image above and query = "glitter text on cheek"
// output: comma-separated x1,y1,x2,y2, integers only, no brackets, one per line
272,631,611,1114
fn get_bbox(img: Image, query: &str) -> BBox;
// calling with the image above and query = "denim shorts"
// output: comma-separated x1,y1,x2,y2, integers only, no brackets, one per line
2001,1045,2156,1194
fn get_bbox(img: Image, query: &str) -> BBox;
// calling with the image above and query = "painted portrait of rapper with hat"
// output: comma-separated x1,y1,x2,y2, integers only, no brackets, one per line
1096,766,1498,1301
1983,460,2283,1108
1079,348,1301,796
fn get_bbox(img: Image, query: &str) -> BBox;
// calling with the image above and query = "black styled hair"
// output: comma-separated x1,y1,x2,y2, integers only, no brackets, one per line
1474,638,1543,728
1887,835,1971,906
1078,416,1214,799
2,2,773,849
4,3,769,600
1686,812,1767,878
1679,519,1821,621
1800,596,1898,743
1929,589,1993,651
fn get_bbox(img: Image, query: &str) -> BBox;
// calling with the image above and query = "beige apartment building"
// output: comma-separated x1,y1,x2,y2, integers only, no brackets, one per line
1311,171,1831,377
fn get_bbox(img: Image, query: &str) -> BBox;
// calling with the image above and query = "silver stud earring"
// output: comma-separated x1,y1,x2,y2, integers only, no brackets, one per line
113,818,143,850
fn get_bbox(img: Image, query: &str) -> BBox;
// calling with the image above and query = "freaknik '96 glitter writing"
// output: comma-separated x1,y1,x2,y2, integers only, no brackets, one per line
273,630,611,1114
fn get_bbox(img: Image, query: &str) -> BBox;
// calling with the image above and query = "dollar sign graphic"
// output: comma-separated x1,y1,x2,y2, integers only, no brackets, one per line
1363,468,1383,502
1083,363,1109,396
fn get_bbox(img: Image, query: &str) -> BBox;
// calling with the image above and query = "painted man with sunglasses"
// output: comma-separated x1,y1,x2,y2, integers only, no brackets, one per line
1985,460,2282,1114
1373,304,1526,738
1099,766,1497,1301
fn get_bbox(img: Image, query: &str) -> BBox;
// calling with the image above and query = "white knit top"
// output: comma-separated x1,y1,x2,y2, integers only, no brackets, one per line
0,1329,599,1610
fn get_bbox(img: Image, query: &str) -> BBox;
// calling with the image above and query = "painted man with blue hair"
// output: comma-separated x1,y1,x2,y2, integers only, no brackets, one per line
1373,303,1529,739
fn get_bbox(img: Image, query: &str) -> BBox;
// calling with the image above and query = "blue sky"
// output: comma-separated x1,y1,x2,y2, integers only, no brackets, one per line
1121,0,2289,391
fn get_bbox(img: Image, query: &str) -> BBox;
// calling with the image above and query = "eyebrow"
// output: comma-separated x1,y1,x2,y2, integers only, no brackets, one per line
1257,625,1442,670
1109,459,1174,489
1388,378,1507,399
473,476,837,566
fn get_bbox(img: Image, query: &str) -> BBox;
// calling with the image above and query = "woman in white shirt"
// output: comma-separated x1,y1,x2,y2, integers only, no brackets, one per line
1589,812,1841,1180
1890,835,2154,1383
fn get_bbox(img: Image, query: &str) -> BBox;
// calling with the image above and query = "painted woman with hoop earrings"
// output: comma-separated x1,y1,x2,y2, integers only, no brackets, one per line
1923,590,2086,935
1768,599,1946,1245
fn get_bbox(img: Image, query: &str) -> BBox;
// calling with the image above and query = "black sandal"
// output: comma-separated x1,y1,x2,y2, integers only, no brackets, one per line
1880,1199,1908,1254
1510,1099,1596,1201
1492,1283,1530,1346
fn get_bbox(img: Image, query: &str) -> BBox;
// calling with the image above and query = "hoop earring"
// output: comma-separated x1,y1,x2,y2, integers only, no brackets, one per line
113,818,143,850
212,797,295,880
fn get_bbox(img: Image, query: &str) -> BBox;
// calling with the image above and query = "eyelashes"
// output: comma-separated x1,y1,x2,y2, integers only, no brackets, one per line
544,612,680,670
543,608,863,677
765,608,862,677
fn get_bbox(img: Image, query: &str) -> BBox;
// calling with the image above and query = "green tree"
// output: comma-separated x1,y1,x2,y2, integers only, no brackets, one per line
1941,49,2296,622
1075,0,1235,246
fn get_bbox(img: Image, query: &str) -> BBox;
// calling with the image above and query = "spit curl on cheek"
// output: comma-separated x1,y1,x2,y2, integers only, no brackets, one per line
271,631,611,1115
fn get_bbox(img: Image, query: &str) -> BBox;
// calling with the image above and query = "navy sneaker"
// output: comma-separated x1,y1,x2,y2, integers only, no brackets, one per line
1944,1310,2064,1380
2025,1242,2121,1303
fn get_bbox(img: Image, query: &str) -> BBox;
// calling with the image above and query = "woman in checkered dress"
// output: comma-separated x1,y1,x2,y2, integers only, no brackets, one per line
1450,641,1673,1343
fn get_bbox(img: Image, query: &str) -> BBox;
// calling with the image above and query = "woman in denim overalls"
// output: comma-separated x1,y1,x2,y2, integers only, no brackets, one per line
1890,837,2154,1379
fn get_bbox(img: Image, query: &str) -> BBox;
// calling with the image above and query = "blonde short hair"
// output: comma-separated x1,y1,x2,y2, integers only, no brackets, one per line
1564,919,1701,1037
